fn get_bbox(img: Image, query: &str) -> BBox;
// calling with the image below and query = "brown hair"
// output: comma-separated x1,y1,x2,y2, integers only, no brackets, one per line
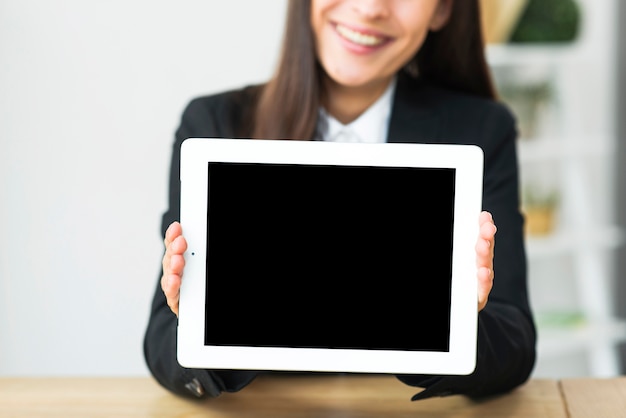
252,0,496,140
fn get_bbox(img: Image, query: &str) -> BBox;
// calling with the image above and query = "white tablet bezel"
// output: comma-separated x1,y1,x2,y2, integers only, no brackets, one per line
177,137,483,375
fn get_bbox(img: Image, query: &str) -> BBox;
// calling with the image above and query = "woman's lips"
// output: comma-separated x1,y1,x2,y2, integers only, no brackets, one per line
333,23,391,49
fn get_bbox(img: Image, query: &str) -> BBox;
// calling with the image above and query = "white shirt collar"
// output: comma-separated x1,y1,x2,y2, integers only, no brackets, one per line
318,77,396,143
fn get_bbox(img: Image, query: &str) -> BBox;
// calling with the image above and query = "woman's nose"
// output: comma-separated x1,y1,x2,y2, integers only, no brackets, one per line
350,0,391,20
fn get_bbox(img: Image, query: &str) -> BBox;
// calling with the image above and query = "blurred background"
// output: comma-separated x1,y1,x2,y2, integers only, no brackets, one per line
0,0,624,378
0,0,287,376
481,0,626,378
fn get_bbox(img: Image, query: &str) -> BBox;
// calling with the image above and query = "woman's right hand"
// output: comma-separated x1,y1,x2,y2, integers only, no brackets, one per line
161,221,187,317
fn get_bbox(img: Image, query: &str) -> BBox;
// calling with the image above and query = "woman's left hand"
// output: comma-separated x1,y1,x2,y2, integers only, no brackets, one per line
476,211,497,312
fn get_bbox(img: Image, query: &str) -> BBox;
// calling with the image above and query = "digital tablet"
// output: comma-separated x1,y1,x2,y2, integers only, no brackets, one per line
177,137,484,375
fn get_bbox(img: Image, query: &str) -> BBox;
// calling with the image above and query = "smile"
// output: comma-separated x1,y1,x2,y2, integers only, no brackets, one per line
335,24,389,47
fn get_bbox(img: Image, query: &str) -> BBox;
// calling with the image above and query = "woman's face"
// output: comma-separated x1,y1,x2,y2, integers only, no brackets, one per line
311,0,452,90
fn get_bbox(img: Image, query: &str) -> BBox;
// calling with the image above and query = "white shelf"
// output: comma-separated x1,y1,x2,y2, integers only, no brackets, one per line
487,43,590,67
489,1,621,378
526,226,624,259
517,137,615,163
538,318,626,357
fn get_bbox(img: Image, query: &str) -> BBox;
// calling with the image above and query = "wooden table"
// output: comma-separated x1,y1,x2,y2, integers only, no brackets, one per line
1,374,625,417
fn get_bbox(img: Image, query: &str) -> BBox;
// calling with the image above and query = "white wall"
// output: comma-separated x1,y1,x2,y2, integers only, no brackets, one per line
0,0,287,376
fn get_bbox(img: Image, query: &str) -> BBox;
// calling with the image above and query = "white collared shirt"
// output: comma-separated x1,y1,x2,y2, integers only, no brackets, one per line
317,78,396,143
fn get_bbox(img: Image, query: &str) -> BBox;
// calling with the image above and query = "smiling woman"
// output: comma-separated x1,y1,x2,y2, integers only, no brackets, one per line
311,0,450,95
144,0,536,403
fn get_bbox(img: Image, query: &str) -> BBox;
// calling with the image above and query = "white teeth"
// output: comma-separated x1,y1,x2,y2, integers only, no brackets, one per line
336,24,384,46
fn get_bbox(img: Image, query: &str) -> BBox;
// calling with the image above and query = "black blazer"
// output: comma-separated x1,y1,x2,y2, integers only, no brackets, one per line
143,74,537,401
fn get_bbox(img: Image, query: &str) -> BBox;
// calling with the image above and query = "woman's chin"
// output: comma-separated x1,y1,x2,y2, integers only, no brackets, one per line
326,71,392,91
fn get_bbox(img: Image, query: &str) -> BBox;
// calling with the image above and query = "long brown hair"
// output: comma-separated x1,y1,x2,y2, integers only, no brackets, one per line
252,0,496,141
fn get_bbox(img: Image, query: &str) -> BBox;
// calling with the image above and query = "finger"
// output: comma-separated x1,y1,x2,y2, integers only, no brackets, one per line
479,210,493,226
164,221,183,246
479,213,497,238
162,234,187,275
169,252,186,275
160,254,184,317
161,271,181,298
170,301,179,317
160,231,187,318
475,236,494,268
170,235,188,256
161,251,186,295
162,273,181,317
477,266,494,312
480,222,497,242
476,217,496,267
161,221,182,273
476,211,496,312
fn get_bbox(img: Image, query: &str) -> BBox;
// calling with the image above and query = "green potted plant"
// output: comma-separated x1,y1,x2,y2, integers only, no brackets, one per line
509,0,581,43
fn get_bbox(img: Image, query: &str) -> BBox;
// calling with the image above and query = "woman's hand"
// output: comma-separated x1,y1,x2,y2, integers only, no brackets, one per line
476,211,497,312
161,221,187,317
160,214,497,315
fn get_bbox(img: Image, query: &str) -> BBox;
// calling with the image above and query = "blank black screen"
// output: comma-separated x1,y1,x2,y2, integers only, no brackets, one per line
204,162,455,351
